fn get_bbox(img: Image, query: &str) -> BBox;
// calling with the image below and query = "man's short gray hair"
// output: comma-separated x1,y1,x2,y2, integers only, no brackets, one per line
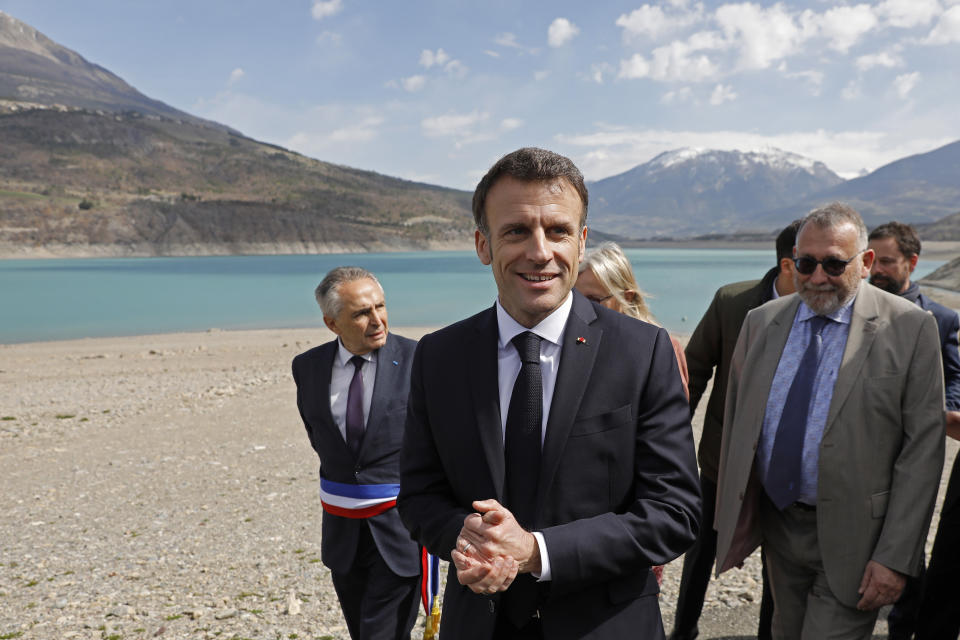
315,266,382,317
799,202,868,251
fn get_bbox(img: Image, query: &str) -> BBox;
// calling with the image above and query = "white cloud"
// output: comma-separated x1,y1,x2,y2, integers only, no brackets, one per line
714,3,813,70
855,50,904,71
784,69,824,95
878,0,942,28
841,80,862,101
661,87,693,104
617,6,673,39
926,5,960,43
227,68,245,86
588,62,615,84
484,50,500,58
419,48,451,68
619,54,651,79
554,126,950,181
495,32,522,48
894,71,920,98
616,4,704,40
311,0,343,21
500,118,523,131
534,70,551,81
421,110,490,139
444,59,468,78
548,17,580,47
283,111,385,155
326,116,385,143
818,4,880,52
493,32,540,55
400,75,426,92
709,83,737,105
619,40,719,82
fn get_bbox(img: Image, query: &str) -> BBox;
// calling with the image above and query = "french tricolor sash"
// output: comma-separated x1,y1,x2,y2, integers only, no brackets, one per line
319,478,398,518
421,548,441,638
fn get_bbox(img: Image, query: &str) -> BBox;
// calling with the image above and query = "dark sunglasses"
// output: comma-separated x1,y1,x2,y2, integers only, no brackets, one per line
793,250,865,277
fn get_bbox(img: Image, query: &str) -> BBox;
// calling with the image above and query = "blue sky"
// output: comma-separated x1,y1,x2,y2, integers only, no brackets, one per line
4,1,960,189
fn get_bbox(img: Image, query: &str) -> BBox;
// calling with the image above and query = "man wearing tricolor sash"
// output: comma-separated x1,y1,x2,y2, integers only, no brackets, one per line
293,267,421,640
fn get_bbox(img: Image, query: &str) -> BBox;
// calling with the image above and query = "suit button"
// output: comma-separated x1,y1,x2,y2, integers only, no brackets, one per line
738,491,745,500
489,601,495,613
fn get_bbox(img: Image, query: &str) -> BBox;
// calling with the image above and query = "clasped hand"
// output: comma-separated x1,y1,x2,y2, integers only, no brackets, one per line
451,499,540,594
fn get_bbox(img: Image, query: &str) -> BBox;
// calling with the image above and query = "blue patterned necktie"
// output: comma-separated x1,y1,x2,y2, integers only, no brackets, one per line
765,315,829,510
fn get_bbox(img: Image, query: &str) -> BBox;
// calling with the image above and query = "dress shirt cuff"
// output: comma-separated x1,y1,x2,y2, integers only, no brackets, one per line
531,531,551,581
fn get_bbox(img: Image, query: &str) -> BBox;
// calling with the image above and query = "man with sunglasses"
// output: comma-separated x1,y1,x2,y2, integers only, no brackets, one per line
867,221,960,639
714,203,945,639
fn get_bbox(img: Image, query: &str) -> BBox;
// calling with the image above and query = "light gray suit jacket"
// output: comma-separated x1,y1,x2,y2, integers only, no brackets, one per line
714,283,945,608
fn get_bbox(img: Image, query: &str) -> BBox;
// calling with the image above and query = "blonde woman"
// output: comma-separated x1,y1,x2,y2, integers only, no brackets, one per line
575,242,690,398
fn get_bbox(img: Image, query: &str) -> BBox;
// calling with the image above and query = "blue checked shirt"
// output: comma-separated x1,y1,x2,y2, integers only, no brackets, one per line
756,296,855,505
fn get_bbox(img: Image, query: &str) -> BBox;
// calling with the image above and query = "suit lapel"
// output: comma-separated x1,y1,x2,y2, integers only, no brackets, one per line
315,340,352,452
824,285,880,434
468,307,506,499
536,294,601,515
358,334,399,459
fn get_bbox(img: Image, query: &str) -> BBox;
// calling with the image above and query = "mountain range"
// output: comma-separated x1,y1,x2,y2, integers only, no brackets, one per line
588,148,845,237
0,11,473,257
0,10,957,257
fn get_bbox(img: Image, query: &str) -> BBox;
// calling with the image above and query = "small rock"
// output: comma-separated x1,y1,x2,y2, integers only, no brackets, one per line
285,590,301,616
214,608,237,620
107,604,134,617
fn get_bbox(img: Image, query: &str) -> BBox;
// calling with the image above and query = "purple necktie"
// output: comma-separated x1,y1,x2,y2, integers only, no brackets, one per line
345,355,365,455
765,315,829,510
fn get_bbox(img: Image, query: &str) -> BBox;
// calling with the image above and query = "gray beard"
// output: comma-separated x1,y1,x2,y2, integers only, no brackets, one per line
798,280,859,316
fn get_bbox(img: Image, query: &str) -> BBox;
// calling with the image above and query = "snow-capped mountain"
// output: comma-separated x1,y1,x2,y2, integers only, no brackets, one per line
588,148,845,238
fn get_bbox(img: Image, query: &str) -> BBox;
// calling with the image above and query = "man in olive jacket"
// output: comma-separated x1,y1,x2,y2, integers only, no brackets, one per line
669,220,800,640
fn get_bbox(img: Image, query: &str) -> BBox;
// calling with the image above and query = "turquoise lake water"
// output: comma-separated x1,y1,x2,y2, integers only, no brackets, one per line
0,250,944,344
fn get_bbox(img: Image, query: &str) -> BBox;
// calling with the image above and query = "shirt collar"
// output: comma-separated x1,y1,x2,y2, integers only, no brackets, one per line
796,289,857,326
900,280,921,304
496,292,573,349
337,338,376,366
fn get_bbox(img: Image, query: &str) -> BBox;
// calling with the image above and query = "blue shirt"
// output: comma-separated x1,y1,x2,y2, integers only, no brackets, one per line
757,296,855,505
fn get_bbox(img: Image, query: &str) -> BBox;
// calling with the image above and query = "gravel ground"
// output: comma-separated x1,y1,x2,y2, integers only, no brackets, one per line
1,326,955,640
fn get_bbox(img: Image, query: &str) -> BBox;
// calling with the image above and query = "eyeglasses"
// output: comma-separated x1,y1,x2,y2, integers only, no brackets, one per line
793,250,865,277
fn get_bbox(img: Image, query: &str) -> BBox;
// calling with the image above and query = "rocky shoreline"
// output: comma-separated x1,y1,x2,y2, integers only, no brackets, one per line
1,328,955,639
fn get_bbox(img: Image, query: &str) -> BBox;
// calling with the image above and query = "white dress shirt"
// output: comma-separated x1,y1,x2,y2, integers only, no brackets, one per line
494,293,573,582
329,339,377,442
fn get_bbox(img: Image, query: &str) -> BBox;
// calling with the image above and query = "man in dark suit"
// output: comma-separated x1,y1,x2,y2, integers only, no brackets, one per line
669,219,800,640
293,267,420,640
397,147,701,639
867,222,960,639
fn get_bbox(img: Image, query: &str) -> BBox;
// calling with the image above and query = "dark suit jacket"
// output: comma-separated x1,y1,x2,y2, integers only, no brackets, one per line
917,291,960,411
397,293,701,639
684,266,778,482
293,332,420,577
